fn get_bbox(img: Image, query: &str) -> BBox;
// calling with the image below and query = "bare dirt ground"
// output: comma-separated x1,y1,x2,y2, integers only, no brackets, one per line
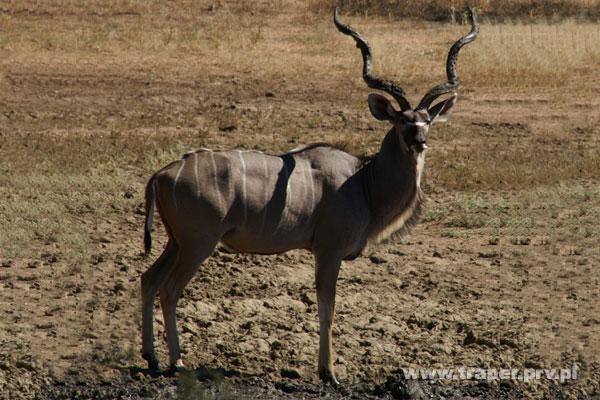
0,1,599,399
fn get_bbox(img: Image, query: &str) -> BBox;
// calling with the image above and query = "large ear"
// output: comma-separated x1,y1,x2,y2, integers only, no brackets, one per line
367,93,397,121
428,94,457,123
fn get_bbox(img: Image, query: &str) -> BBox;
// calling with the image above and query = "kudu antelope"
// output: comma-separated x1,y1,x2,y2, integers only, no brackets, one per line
141,8,478,384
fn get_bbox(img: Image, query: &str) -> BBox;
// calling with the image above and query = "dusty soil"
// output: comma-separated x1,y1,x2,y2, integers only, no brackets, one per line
0,2,599,399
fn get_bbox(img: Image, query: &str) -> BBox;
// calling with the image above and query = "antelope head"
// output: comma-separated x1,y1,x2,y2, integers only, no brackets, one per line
334,8,479,156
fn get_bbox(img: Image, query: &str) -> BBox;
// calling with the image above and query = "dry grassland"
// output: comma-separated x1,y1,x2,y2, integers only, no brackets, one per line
312,0,600,21
0,1,599,399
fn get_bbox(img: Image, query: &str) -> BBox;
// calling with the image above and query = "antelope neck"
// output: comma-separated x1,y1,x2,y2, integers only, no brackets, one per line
364,128,420,224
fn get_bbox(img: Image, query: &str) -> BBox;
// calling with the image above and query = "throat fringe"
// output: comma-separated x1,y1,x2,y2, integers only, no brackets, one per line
370,188,425,244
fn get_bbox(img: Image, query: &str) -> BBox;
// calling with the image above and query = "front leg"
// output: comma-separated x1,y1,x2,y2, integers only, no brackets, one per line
315,253,342,385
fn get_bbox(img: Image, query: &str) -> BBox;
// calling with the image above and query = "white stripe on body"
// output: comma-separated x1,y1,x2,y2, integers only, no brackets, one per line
237,151,247,225
193,152,200,196
259,155,269,235
209,151,224,215
184,147,212,157
273,158,291,235
172,160,186,212
305,159,315,213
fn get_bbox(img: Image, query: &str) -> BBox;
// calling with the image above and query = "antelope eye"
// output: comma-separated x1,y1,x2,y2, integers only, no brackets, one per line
397,115,413,124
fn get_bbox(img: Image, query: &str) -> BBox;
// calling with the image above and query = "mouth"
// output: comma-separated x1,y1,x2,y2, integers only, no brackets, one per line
412,142,428,153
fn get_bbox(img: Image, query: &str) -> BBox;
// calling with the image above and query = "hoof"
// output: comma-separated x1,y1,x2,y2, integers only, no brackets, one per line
142,353,159,371
169,359,185,371
319,369,340,386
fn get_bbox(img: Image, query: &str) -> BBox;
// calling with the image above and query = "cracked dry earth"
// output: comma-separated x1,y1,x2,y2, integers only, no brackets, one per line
2,185,599,399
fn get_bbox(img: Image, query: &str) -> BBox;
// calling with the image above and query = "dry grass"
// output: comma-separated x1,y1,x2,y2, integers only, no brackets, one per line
310,0,600,21
463,21,600,87
336,20,600,91
2,5,599,90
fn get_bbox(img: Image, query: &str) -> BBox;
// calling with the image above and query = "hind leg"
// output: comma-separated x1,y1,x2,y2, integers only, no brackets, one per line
141,241,177,370
159,238,218,369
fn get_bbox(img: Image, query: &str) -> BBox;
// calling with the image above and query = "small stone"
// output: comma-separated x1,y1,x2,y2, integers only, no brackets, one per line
299,292,315,306
510,237,531,245
270,340,284,350
524,359,542,369
478,251,499,259
369,254,387,264
275,381,297,393
280,368,301,379
182,322,197,335
219,253,234,262
34,322,54,329
219,124,237,132
463,329,476,346
91,255,105,265
499,338,519,348
16,360,38,372
196,319,212,328
240,321,253,329
488,237,500,245
228,287,244,296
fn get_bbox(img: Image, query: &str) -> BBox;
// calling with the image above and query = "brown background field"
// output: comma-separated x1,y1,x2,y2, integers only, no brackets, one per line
0,1,599,399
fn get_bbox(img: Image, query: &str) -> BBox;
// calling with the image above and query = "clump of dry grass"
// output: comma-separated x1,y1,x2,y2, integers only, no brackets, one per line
426,141,600,191
333,19,600,90
310,0,600,21
324,11,600,92
448,21,600,88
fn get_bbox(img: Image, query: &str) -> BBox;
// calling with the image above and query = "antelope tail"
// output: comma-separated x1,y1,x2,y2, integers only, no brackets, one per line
144,175,157,256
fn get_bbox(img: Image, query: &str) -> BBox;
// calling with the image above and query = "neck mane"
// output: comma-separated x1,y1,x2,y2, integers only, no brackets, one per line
364,128,425,244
